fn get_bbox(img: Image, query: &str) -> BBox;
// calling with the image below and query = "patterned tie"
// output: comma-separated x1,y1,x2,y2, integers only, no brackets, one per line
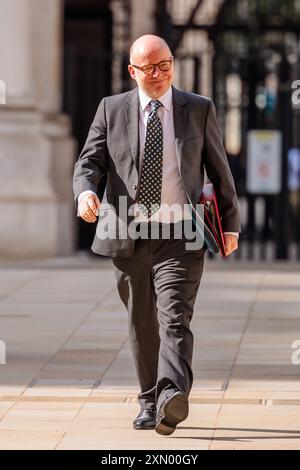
137,100,163,218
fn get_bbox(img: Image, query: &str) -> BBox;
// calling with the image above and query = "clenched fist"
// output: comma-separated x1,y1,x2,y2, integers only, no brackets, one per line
78,193,101,223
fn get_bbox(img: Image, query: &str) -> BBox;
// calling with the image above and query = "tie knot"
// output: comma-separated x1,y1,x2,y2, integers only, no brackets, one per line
150,100,162,113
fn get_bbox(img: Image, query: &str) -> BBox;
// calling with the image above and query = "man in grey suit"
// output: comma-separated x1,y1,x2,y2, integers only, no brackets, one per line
73,35,240,435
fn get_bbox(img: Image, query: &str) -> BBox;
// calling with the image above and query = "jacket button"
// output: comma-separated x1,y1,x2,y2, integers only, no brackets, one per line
132,183,137,190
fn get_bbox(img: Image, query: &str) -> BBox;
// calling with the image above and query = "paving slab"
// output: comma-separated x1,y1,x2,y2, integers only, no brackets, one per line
210,404,300,450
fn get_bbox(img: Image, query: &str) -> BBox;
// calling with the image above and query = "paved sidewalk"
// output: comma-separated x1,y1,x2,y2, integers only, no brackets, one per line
0,255,300,450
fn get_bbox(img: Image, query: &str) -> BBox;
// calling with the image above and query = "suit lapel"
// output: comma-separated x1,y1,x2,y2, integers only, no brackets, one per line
172,86,187,174
123,88,140,172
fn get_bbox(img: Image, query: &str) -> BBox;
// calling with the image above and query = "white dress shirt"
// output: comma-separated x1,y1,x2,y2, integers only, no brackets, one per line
134,86,191,223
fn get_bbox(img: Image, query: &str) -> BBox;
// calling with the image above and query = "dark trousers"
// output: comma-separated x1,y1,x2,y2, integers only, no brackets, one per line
112,221,206,410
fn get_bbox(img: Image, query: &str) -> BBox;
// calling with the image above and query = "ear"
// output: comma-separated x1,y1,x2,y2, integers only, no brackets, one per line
128,64,136,80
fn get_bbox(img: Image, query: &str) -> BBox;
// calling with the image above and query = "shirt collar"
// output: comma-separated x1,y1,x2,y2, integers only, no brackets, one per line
138,86,172,112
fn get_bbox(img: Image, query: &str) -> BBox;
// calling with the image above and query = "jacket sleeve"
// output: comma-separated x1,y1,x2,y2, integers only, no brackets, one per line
203,99,241,232
73,98,108,202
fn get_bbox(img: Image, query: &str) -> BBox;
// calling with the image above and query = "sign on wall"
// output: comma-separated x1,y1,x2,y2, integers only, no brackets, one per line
246,130,282,194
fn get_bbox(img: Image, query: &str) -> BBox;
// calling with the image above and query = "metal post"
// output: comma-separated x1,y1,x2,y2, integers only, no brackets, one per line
246,49,259,259
155,0,172,44
275,54,291,259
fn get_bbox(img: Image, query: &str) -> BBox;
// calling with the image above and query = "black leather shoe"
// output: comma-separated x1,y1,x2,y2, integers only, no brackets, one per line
133,408,156,430
155,391,188,436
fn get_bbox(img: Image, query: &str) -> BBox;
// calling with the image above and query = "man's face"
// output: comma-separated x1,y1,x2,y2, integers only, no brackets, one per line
128,46,174,99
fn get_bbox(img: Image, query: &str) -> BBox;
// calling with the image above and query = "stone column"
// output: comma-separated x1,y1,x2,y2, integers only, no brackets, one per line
0,0,76,259
0,0,35,107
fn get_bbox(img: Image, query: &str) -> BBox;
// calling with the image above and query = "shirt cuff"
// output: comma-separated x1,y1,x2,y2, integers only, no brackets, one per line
78,190,97,203
223,232,239,239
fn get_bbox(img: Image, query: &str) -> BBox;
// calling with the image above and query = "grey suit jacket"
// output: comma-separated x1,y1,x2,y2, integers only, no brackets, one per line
73,86,240,257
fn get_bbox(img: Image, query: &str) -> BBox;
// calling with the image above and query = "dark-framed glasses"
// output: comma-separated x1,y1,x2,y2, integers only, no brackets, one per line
131,57,174,75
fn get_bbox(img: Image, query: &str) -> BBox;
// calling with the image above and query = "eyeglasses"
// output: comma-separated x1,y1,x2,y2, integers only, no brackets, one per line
130,57,174,76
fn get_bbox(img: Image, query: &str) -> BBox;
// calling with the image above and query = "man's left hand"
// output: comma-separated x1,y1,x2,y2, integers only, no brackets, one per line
224,234,238,256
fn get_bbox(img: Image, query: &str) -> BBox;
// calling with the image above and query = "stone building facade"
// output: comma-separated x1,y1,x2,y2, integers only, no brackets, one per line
0,0,159,258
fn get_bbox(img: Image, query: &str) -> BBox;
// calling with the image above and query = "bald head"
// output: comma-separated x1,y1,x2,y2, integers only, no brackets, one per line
129,35,172,64
128,34,174,99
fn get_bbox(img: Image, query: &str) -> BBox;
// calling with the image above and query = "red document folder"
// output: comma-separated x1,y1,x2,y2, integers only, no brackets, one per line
199,183,226,257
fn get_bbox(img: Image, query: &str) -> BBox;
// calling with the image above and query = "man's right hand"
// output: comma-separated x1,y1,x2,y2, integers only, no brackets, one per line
78,193,101,223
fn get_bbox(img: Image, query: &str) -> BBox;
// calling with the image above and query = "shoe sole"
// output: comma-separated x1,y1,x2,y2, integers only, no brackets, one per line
155,392,188,436
133,423,156,430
